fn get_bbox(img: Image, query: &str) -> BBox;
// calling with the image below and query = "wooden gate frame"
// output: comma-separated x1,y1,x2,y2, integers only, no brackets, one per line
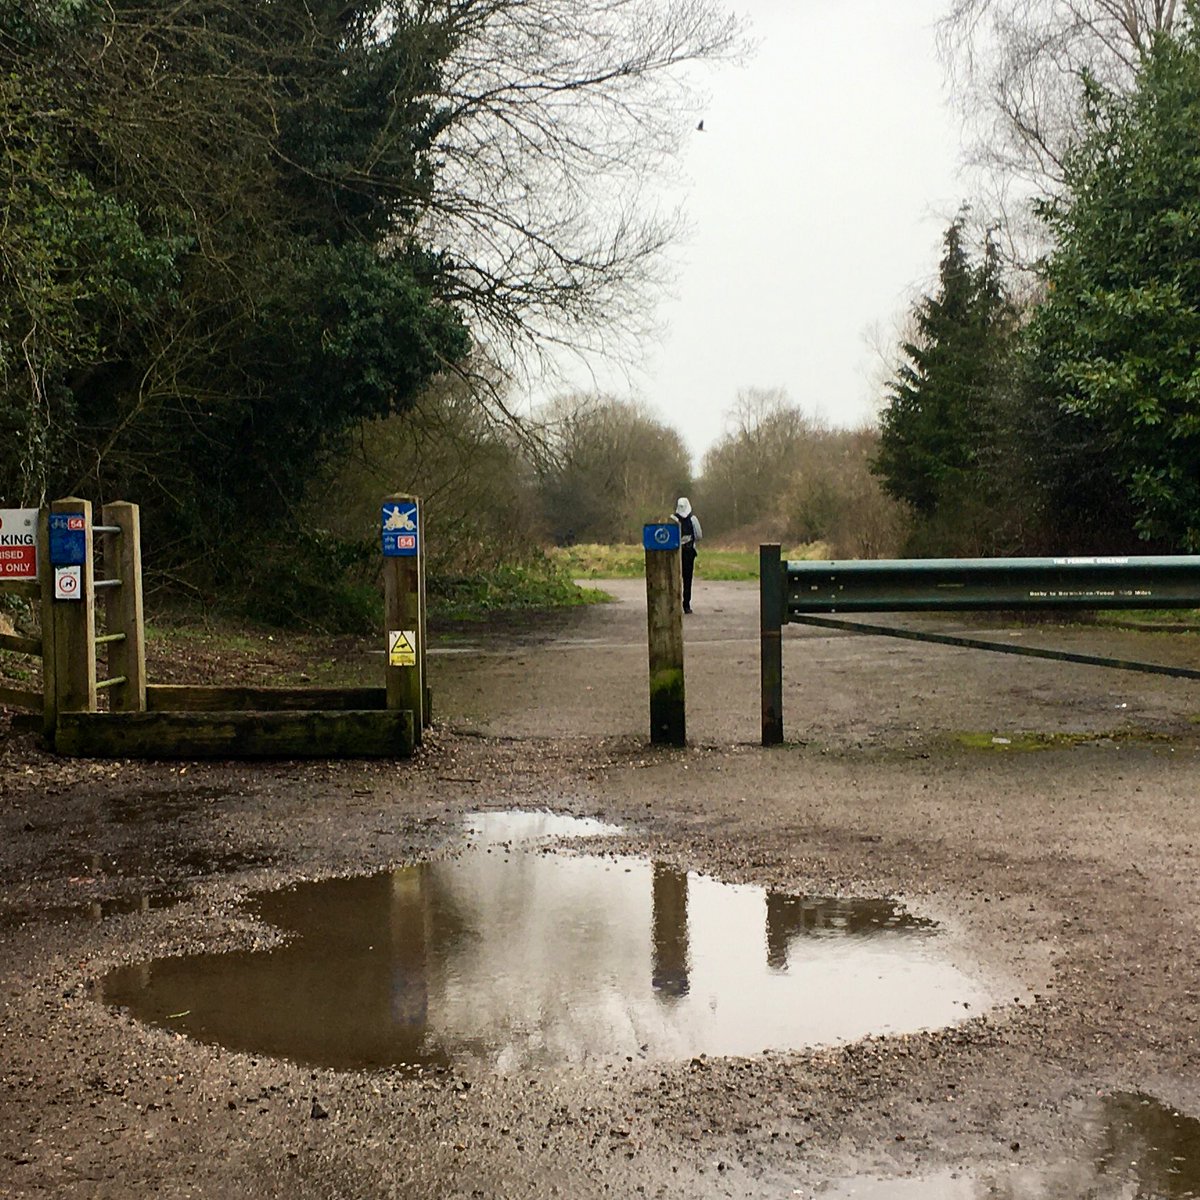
0,498,419,759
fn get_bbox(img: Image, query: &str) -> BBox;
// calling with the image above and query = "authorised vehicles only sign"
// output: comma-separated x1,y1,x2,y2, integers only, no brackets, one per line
0,509,38,580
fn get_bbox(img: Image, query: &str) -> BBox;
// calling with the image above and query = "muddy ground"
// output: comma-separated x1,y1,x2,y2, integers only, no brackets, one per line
4,577,1200,1197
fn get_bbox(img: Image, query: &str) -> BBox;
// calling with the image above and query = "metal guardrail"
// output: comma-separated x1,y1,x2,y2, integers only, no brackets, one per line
785,554,1200,614
759,545,1200,746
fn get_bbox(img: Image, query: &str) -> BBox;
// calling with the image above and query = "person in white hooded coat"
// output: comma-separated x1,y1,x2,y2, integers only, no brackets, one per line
674,497,702,613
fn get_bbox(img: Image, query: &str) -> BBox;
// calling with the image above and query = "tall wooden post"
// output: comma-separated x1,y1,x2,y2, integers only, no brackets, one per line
645,524,685,746
382,494,424,745
49,498,96,716
101,502,147,712
760,543,784,746
418,499,431,728
38,508,56,737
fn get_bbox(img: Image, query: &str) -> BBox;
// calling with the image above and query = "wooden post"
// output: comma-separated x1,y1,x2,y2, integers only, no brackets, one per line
102,502,147,712
49,497,96,716
38,507,56,737
645,533,685,746
760,544,784,746
418,498,431,728
382,494,424,745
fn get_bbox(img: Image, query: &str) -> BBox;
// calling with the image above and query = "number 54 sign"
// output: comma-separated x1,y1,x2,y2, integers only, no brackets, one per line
382,502,419,557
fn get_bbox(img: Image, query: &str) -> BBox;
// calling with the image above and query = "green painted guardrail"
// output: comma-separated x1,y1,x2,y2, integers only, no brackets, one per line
758,545,1200,746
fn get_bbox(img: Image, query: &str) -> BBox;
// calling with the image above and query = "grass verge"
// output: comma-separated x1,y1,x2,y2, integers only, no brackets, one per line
551,542,828,581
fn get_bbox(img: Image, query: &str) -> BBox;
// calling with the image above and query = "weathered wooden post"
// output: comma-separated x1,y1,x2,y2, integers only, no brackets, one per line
644,521,685,746
48,498,96,717
418,498,431,728
382,494,424,744
101,502,147,712
760,543,784,746
31,508,57,737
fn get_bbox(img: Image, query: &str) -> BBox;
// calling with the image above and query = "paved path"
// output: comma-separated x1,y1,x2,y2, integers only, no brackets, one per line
430,578,1200,748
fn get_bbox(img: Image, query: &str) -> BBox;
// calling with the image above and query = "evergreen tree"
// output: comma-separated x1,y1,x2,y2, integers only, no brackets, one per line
873,216,1018,551
1027,15,1200,550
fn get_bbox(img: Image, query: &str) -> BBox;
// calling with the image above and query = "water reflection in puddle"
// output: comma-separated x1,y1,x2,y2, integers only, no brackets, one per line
817,1093,1200,1199
0,890,184,929
102,810,989,1071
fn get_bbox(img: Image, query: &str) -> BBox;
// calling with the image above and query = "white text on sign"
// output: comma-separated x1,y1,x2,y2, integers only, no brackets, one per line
0,508,38,579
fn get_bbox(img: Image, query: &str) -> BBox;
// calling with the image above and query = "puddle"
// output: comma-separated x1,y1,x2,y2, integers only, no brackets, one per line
75,847,269,881
1,843,268,929
0,890,184,929
816,1092,1200,1198
102,810,990,1072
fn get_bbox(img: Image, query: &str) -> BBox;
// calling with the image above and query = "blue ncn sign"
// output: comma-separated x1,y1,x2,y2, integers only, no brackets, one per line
49,513,87,566
381,501,419,557
643,523,680,551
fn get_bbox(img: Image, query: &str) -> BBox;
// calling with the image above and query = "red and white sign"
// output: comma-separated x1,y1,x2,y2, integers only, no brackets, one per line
54,565,82,600
0,508,38,579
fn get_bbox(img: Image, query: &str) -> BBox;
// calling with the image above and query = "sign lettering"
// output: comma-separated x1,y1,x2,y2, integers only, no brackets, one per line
0,508,38,579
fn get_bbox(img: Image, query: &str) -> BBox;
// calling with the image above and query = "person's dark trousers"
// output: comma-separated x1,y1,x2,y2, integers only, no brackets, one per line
682,547,696,612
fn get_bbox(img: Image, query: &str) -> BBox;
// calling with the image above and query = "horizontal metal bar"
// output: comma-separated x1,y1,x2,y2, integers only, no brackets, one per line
786,555,1200,614
95,675,128,690
93,578,121,590
788,614,1200,681
93,525,121,534
95,632,126,645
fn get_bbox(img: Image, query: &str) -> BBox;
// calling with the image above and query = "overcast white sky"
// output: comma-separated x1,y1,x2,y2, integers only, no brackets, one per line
537,0,969,470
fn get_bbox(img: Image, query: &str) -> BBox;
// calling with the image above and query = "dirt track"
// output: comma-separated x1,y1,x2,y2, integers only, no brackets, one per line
4,578,1200,1197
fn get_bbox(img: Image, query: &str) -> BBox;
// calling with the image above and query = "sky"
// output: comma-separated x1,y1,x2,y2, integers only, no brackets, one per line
537,0,969,469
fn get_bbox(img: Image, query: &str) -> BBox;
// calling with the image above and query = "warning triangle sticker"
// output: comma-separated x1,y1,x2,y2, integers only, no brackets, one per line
388,630,417,667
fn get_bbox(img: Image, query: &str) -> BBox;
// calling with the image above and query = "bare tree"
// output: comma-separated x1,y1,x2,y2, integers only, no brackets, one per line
406,0,745,384
531,392,692,542
939,0,1187,259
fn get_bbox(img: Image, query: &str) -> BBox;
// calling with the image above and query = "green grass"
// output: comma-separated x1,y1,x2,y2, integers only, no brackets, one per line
144,622,265,652
427,561,610,620
551,542,828,581
952,729,1172,751
1092,609,1200,628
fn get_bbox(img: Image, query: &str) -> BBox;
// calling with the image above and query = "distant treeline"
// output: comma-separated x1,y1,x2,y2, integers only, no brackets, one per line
7,4,1200,629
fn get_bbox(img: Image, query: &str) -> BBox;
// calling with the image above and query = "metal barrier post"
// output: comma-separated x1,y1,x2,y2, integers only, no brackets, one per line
760,544,784,746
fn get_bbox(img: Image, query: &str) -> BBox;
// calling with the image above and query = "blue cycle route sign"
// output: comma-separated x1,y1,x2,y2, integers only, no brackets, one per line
49,512,87,566
382,501,419,557
643,522,680,551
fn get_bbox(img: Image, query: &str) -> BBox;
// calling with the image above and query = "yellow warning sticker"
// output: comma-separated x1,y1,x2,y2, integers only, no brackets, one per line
388,630,417,667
